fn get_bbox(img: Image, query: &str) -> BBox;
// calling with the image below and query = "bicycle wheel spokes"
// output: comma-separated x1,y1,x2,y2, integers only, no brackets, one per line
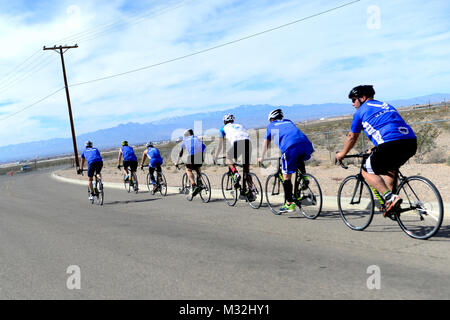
199,173,211,203
298,174,322,219
337,176,374,230
146,173,152,192
132,173,138,193
124,174,131,193
246,172,263,209
221,172,237,206
95,179,104,205
396,176,444,240
265,174,284,215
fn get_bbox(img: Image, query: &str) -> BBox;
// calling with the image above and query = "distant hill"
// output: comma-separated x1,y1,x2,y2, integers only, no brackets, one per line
1,93,449,163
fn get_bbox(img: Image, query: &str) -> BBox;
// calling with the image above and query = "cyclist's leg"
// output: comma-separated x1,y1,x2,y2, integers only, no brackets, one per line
149,166,156,184
281,151,295,205
87,163,95,195
226,141,239,175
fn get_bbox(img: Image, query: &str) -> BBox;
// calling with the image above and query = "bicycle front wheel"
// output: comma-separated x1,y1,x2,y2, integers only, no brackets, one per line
221,172,237,206
146,173,152,191
337,175,374,230
158,173,168,196
297,173,322,219
199,173,211,203
246,172,263,209
395,176,444,240
265,174,284,215
181,173,190,195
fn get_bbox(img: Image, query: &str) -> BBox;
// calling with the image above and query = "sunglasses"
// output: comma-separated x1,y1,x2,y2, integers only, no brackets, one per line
351,98,358,103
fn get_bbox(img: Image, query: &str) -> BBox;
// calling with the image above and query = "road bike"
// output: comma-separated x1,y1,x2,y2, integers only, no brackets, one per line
177,163,211,203
217,157,263,209
119,165,138,193
80,169,104,205
143,166,167,196
336,152,444,240
262,157,322,218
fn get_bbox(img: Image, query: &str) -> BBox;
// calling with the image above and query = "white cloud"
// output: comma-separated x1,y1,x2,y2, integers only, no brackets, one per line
0,0,449,147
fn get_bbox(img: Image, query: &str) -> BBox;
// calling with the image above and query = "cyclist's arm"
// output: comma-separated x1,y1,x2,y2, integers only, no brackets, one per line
336,132,360,161
80,157,85,170
214,137,224,159
117,149,123,166
258,139,270,164
141,150,148,167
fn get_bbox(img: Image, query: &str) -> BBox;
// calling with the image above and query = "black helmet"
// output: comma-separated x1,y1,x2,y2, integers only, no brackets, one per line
268,108,283,121
348,85,375,99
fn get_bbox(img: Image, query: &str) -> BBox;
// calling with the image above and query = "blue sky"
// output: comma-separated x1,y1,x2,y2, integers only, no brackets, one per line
0,0,449,147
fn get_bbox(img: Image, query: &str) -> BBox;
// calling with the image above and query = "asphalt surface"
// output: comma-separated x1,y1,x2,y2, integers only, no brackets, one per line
1,168,449,300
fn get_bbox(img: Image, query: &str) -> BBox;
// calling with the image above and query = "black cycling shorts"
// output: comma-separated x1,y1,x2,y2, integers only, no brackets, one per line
364,139,417,175
186,153,203,170
123,160,138,172
226,139,252,165
87,161,103,178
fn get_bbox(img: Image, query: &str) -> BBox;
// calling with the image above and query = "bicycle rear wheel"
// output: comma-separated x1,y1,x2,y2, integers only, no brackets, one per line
395,176,443,240
146,173,152,192
158,172,168,196
246,172,263,209
132,172,138,193
199,173,211,203
265,174,284,215
221,172,237,206
96,180,104,206
297,173,322,219
124,174,131,193
337,175,374,230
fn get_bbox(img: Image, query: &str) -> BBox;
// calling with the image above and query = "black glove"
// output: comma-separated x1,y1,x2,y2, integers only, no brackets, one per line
77,169,82,175
117,165,121,169
140,165,144,170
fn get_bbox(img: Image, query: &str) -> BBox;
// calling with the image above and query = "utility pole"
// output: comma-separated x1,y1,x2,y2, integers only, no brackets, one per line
43,44,80,169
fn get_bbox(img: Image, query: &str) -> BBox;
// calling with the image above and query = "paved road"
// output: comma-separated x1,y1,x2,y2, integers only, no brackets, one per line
1,169,449,299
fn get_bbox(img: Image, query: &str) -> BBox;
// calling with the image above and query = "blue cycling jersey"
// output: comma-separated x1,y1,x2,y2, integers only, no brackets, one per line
181,136,206,155
147,147,163,164
350,99,416,146
121,145,137,162
265,119,312,154
81,147,103,165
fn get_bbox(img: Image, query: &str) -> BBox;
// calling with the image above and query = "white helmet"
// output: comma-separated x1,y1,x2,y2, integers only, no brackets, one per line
223,113,235,124
268,108,283,121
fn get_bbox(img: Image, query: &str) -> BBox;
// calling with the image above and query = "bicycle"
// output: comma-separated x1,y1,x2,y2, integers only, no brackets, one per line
217,157,263,209
176,163,211,203
143,166,167,196
80,169,104,205
119,165,138,193
261,157,322,218
336,152,444,240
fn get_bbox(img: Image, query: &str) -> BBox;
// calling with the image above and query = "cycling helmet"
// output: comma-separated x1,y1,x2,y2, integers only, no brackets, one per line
348,85,375,99
146,142,154,148
268,108,283,121
85,140,93,148
223,113,235,124
121,140,128,146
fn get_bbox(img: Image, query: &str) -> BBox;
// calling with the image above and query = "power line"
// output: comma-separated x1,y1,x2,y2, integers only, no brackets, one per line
0,87,65,122
70,0,361,88
1,0,361,121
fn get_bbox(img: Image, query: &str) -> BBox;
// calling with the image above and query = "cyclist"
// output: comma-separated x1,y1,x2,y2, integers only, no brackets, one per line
117,140,138,187
77,140,103,201
214,113,256,201
175,129,206,198
335,85,417,217
140,142,164,193
257,109,314,213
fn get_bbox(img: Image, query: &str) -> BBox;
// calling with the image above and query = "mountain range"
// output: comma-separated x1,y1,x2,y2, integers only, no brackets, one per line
1,93,449,164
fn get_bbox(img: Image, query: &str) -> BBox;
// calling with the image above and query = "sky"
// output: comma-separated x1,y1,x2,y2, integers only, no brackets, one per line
0,0,449,147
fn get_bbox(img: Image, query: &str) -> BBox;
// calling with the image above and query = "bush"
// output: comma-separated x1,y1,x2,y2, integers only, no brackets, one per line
414,124,441,163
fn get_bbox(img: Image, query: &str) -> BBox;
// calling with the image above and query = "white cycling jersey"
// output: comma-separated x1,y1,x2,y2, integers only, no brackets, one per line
219,123,250,144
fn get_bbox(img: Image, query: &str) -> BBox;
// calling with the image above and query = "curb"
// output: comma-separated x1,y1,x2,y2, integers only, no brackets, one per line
51,172,448,218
